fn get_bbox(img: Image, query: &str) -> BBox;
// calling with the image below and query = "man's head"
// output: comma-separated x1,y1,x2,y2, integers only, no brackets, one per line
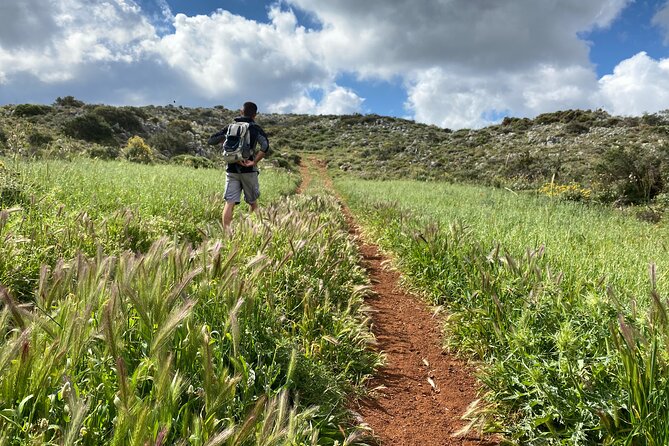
242,102,258,118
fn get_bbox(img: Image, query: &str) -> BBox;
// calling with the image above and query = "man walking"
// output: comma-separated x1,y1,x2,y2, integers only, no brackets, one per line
208,101,270,230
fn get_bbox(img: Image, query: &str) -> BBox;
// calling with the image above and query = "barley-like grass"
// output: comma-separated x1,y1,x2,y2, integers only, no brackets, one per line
336,178,669,297
335,176,669,444
0,187,379,445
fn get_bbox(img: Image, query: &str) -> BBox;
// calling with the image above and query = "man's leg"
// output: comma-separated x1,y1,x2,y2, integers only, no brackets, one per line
223,201,236,228
240,172,261,213
223,173,243,230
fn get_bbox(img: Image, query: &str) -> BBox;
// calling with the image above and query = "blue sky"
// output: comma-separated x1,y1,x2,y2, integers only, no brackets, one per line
585,0,669,75
2,0,669,128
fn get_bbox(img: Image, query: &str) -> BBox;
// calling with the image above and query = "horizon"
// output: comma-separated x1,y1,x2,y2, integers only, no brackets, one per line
1,1,669,129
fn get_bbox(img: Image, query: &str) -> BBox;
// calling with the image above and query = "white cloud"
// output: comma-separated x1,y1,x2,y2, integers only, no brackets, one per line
406,64,599,129
154,7,333,108
316,86,364,114
287,0,631,77
267,85,364,115
4,0,669,128
598,52,669,115
652,1,669,44
286,0,639,127
0,0,156,84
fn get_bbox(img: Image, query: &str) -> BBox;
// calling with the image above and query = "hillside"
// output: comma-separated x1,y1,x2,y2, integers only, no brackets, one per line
2,98,669,206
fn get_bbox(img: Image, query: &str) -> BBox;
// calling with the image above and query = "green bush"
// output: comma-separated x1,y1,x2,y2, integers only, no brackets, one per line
54,96,85,107
501,116,532,131
91,106,143,133
564,121,590,135
62,114,116,145
122,135,154,163
87,144,120,160
149,129,191,156
27,129,53,148
0,128,6,147
270,152,300,171
170,154,214,169
596,144,669,204
13,104,52,117
167,119,193,133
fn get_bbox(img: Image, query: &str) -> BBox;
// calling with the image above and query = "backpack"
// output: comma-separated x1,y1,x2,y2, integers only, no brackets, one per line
222,122,252,163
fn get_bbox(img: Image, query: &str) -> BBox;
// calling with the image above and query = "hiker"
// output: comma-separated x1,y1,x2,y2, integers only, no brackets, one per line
208,101,270,230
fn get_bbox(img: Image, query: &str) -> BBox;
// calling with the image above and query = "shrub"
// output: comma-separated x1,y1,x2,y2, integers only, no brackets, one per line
149,129,192,156
170,154,214,169
538,182,592,201
564,121,590,135
13,104,52,117
641,112,667,127
54,96,85,107
0,128,6,147
596,144,669,204
87,144,120,160
62,114,116,144
167,119,193,133
501,117,532,131
27,129,53,148
91,106,143,133
270,152,300,171
122,135,154,163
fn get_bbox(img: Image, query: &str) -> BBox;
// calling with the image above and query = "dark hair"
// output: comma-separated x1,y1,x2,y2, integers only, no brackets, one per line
242,102,258,117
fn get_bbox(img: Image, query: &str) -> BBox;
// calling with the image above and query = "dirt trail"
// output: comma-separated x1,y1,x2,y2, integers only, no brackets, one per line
298,159,497,446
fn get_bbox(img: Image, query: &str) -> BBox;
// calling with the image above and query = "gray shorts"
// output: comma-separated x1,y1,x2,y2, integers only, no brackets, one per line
224,171,260,204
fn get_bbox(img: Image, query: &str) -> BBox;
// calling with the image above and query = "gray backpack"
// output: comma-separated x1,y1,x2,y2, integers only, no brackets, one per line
222,122,251,163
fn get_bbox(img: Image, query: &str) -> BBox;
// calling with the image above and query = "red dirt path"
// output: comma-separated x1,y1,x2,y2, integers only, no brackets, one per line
300,160,499,446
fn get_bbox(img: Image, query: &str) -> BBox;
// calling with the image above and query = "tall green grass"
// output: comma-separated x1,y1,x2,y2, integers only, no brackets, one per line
336,178,669,298
336,177,669,444
0,159,298,300
0,192,379,445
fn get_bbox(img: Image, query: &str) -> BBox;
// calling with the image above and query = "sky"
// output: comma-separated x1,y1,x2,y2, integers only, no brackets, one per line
1,0,669,129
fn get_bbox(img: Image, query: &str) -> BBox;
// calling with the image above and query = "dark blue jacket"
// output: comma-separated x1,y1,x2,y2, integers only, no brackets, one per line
208,116,270,173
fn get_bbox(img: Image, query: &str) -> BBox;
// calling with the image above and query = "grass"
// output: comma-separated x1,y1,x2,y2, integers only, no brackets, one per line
0,158,298,300
335,178,669,298
0,157,379,444
336,176,669,444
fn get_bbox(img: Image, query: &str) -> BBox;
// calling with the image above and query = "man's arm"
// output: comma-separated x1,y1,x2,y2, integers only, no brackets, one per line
240,128,269,167
252,150,266,165
207,127,228,145
256,128,270,154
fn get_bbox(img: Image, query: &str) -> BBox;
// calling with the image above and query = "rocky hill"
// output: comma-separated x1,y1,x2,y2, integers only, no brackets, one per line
2,98,669,206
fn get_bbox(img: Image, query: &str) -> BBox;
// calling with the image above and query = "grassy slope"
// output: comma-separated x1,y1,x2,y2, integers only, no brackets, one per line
336,178,669,297
1,158,298,299
3,104,669,195
336,176,669,443
0,158,378,445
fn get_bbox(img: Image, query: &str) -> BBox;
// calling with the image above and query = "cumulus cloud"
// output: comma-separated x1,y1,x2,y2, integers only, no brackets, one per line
0,0,156,84
406,64,599,129
0,0,59,48
267,85,364,115
316,86,364,114
287,0,635,127
4,0,669,128
287,0,630,76
598,52,669,115
154,7,332,108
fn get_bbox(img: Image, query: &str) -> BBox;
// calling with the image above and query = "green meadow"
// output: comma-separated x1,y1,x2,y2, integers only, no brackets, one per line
0,158,378,445
4,151,669,444
336,177,669,444
337,178,669,297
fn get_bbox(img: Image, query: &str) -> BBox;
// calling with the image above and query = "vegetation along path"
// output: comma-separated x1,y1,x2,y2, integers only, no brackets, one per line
300,159,497,446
